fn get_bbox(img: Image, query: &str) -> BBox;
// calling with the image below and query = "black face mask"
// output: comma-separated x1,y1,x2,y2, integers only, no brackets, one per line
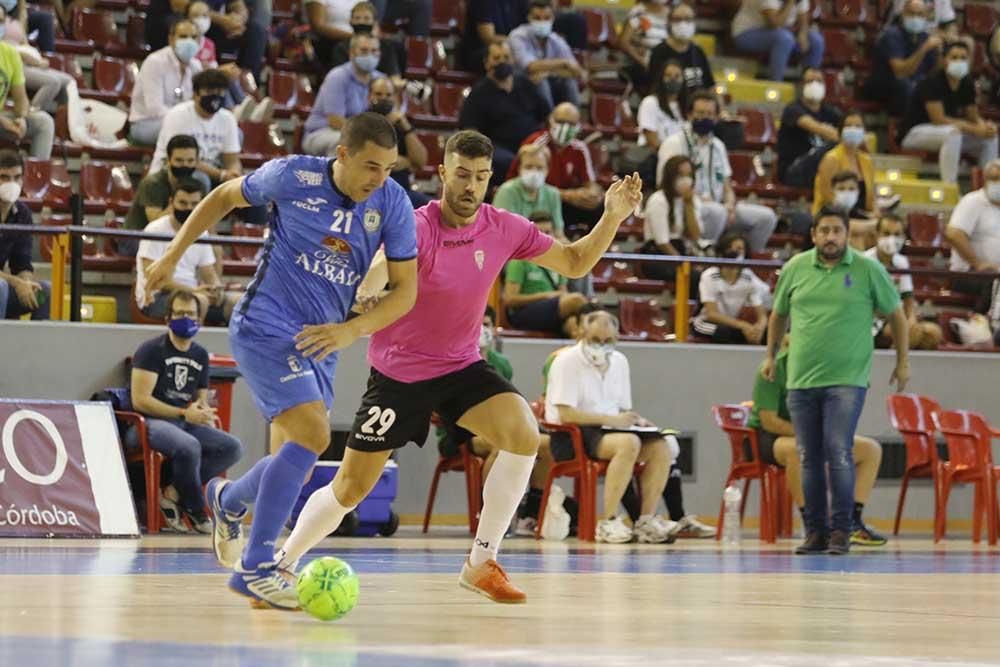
174,208,193,224
658,79,683,97
198,94,224,114
491,62,514,80
170,165,195,180
721,249,742,259
351,22,373,33
369,99,394,116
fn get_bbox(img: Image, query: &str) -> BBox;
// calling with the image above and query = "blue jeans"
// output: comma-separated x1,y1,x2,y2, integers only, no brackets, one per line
786,386,867,535
0,278,51,319
537,76,581,108
125,418,243,514
733,27,824,82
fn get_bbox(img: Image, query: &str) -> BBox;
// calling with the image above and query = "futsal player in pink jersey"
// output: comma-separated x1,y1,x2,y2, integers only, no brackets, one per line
275,130,642,603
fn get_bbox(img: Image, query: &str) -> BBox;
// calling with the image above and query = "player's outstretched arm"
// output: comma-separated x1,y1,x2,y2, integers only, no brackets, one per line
144,178,250,293
529,173,643,278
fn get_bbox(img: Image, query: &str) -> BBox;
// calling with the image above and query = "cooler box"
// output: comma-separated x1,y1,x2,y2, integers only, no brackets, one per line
289,460,399,537
59,295,118,322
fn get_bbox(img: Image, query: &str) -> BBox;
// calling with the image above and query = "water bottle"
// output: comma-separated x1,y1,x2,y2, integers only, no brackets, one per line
722,485,742,547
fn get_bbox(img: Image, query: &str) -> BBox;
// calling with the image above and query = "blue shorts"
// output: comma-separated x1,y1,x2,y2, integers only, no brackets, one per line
229,319,337,421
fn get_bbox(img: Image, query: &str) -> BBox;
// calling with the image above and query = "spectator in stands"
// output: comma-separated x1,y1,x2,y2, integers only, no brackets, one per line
900,41,998,184
150,69,242,191
814,116,879,249
12,1,55,54
129,18,204,147
367,77,430,209
944,159,1000,311
307,0,361,66
370,0,432,37
657,91,778,253
866,214,943,349
748,334,888,546
188,1,218,67
545,310,674,544
647,3,714,98
128,287,244,532
617,0,670,92
202,0,267,82
504,212,587,336
884,0,955,30
0,5,52,159
509,0,583,108
135,178,239,325
459,39,550,185
47,0,96,40
328,2,405,80
3,7,73,114
637,60,686,152
459,0,530,72
777,67,842,188
494,144,565,236
863,0,941,117
731,0,823,83
0,149,49,320
692,231,769,343
145,0,188,50
303,33,385,157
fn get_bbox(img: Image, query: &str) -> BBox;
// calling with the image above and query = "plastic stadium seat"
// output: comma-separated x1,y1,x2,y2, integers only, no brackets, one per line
430,0,465,35
589,94,638,140
964,3,999,39
56,8,121,54
906,211,942,247
887,393,944,536
591,259,666,294
23,159,72,211
819,0,873,28
580,8,614,48
405,36,447,79
80,161,134,214
408,82,468,129
272,0,301,20
91,56,136,102
268,71,315,117
422,418,483,535
414,131,445,179
619,297,673,342
587,142,615,188
239,121,288,167
43,52,87,88
821,69,880,113
735,107,776,149
124,13,151,58
821,29,860,68
230,222,265,262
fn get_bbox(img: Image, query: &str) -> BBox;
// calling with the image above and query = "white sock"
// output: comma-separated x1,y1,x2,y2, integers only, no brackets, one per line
276,485,355,567
469,450,536,567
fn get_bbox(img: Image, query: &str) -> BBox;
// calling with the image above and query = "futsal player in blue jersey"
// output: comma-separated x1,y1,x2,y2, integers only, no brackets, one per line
144,113,419,610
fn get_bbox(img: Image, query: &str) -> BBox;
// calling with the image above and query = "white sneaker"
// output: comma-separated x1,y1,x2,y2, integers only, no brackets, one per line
633,515,674,544
672,515,717,538
158,490,190,533
595,516,633,543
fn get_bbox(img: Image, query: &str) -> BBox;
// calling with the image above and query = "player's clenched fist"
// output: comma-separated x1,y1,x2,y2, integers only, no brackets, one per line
295,321,363,361
602,173,643,224
145,254,179,294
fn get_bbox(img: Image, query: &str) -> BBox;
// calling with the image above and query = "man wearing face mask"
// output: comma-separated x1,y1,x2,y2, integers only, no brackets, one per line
367,77,430,208
136,178,239,326
0,149,50,320
863,0,940,117
124,135,202,252
459,40,551,186
304,33,385,156
866,214,943,349
494,144,565,236
328,1,405,78
819,171,880,252
777,67,842,187
509,0,583,108
900,41,998,184
944,159,1000,311
129,19,203,146
647,2,714,98
657,90,778,253
128,287,244,533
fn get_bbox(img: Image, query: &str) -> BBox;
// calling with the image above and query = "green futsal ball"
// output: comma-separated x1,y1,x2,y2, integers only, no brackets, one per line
296,556,360,621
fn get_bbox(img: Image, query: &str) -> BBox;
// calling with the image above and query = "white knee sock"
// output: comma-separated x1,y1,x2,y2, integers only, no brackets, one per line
469,450,536,567
276,485,355,567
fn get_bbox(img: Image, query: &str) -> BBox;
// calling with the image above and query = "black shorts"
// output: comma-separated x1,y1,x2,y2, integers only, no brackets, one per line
743,429,781,466
348,361,521,452
507,297,562,333
550,425,663,462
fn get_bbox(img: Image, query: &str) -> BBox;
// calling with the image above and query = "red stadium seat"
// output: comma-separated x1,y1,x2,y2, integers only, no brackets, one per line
239,121,288,167
42,52,87,88
116,411,166,533
404,36,448,79
80,161,134,214
272,0,301,20
423,415,483,535
124,13,151,57
587,141,615,188
818,0,873,28
735,107,776,149
589,94,638,140
430,0,466,35
56,8,121,54
821,69,881,113
414,131,445,179
619,297,673,342
580,8,614,48
591,259,666,294
23,159,72,211
964,3,999,39
821,29,860,68
230,222,265,262
906,211,943,247
91,56,136,102
887,393,944,536
408,82,468,129
268,71,315,117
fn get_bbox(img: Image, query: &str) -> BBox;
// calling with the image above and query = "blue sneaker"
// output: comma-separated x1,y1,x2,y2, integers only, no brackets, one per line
206,478,246,569
229,560,301,610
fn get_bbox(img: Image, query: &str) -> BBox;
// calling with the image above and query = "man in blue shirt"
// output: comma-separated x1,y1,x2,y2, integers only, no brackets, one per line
144,112,418,610
509,0,583,108
863,0,940,116
303,33,385,157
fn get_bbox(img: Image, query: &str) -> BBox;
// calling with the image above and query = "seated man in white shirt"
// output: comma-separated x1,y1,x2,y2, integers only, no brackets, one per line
134,178,240,326
128,18,203,146
544,310,674,544
944,158,1000,312
692,231,770,344
656,90,778,253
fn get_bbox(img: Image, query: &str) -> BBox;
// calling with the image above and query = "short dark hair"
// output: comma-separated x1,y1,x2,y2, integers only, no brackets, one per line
528,0,553,12
838,111,864,131
444,130,494,161
944,41,970,58
350,1,376,16
173,177,206,197
529,210,554,225
876,212,906,235
340,111,399,153
717,230,748,256
0,149,23,171
193,69,229,93
166,134,199,158
813,205,849,230
166,287,202,318
831,170,859,187
687,89,719,115
484,305,496,325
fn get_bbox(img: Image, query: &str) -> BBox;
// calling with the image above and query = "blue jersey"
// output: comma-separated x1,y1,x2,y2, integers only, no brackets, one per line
232,155,417,336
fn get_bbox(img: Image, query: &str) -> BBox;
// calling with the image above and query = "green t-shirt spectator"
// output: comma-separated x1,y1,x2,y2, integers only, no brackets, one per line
493,177,565,235
0,42,25,105
773,247,901,390
540,345,573,397
748,349,790,430
125,170,173,230
506,259,566,296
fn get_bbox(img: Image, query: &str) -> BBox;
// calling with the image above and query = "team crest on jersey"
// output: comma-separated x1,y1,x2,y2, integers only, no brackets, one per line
286,355,302,373
294,169,323,186
322,236,352,253
474,249,485,270
363,208,381,232
174,366,188,391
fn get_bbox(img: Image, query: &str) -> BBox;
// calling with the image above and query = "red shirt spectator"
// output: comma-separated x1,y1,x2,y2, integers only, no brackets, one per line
507,128,596,189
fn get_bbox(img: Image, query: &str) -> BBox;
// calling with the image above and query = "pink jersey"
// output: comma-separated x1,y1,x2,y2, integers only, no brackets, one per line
368,200,554,382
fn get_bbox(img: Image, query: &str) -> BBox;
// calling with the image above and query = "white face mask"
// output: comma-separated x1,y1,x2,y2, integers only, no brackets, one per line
877,235,904,256
834,189,858,212
0,180,21,203
674,175,693,192
802,80,825,102
193,16,211,36
479,325,494,349
582,341,614,368
986,182,1000,203
946,59,969,80
520,168,547,190
671,20,695,41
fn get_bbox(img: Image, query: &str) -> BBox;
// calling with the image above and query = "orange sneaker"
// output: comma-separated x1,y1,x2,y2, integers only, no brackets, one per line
459,559,527,604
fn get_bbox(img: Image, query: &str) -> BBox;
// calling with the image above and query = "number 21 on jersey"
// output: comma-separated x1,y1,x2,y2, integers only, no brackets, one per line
331,210,353,234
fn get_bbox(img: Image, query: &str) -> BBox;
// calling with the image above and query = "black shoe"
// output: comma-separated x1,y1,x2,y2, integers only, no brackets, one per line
826,530,851,555
794,531,828,555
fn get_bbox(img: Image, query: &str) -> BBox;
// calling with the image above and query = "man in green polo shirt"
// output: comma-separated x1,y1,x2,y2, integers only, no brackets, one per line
749,336,887,546
763,206,909,555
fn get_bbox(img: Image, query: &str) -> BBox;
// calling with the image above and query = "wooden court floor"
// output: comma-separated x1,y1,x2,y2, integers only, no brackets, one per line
1,531,999,666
